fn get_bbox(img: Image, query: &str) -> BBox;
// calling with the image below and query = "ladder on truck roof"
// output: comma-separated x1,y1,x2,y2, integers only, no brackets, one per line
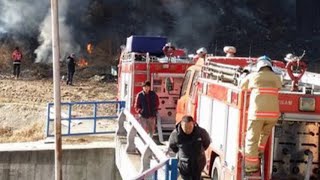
202,60,243,85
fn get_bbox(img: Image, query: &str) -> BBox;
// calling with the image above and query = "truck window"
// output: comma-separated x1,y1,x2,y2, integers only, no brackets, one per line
180,70,192,97
189,71,200,96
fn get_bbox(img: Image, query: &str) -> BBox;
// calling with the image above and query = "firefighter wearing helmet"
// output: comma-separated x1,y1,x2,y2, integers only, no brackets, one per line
162,42,176,61
240,55,282,175
195,47,207,64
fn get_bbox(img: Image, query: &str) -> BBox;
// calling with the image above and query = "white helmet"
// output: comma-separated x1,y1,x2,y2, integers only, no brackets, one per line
256,59,273,71
165,42,172,47
223,46,236,57
196,47,207,54
284,53,295,62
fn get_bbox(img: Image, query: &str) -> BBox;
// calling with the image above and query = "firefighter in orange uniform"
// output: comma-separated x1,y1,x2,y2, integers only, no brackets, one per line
240,56,282,174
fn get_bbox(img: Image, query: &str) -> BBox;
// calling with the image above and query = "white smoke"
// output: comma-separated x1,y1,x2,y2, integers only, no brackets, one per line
0,27,6,34
0,0,48,36
0,0,80,63
34,1,80,63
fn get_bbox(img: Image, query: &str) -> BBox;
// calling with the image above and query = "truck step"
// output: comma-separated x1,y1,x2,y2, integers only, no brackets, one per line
243,175,262,180
161,123,175,129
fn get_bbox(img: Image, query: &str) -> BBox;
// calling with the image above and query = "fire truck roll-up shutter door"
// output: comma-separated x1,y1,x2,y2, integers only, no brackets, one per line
197,95,213,135
211,100,228,154
198,96,229,155
224,107,240,173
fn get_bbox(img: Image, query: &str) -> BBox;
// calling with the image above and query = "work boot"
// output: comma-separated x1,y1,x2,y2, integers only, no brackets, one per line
246,170,261,179
245,166,259,174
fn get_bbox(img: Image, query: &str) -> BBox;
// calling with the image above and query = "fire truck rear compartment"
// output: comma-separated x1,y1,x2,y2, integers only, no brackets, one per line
273,121,320,180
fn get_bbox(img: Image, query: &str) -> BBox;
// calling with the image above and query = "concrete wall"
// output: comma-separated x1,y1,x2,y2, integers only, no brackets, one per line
0,148,121,180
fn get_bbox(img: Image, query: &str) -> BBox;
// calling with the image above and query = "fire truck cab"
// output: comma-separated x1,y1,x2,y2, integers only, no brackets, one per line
117,35,194,141
176,47,320,180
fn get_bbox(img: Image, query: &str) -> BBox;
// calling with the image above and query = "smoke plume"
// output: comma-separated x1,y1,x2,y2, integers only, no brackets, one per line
34,1,80,63
163,1,221,52
0,0,48,36
0,0,81,63
0,0,317,65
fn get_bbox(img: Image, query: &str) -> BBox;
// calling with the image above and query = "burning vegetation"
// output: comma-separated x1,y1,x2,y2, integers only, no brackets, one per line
78,58,89,68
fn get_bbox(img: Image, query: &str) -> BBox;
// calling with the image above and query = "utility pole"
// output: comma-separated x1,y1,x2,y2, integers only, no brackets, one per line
51,0,62,180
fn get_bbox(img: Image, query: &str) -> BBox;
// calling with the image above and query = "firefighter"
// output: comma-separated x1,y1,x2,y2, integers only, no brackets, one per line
66,53,76,85
240,56,282,175
11,47,23,79
168,115,211,180
134,81,159,137
195,47,207,64
162,42,176,62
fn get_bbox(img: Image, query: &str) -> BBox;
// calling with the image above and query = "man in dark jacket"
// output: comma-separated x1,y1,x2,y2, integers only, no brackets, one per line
66,53,76,85
168,115,211,180
134,81,159,137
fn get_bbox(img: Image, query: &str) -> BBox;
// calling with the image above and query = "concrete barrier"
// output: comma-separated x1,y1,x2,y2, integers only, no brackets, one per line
0,142,121,180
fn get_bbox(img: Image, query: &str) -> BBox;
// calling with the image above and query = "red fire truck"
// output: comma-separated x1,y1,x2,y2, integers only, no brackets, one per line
175,47,320,180
117,35,194,141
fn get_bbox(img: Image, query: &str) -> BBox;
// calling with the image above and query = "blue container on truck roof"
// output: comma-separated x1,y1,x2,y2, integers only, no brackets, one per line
126,35,167,56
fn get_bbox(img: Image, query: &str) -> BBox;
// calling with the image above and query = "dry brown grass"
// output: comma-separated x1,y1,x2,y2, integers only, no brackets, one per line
0,45,13,71
0,122,44,143
0,72,117,143
0,126,13,137
0,121,115,144
63,135,114,144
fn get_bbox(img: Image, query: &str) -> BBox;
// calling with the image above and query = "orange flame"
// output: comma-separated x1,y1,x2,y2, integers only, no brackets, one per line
87,43,93,54
78,58,88,68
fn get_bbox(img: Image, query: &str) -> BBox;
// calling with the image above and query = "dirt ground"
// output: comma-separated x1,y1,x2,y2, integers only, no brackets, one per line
0,74,117,143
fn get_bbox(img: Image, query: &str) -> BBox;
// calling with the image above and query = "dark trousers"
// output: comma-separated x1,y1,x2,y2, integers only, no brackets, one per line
180,172,202,180
13,64,21,78
67,71,74,85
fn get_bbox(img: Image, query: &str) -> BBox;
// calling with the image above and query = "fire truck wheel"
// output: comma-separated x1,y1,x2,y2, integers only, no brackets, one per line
211,157,221,180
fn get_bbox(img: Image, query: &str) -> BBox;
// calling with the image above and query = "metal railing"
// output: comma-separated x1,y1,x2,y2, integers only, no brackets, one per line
116,109,178,180
46,101,125,137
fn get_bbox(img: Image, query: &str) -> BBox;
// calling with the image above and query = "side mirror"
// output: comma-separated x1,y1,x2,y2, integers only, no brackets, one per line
165,77,174,92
